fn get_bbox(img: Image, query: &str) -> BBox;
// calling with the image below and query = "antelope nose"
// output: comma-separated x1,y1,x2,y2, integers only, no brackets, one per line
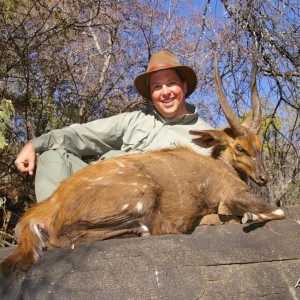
259,174,268,185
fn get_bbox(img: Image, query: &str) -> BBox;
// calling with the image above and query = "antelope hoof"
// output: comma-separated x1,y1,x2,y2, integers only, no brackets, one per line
141,231,151,237
139,224,151,237
242,212,253,224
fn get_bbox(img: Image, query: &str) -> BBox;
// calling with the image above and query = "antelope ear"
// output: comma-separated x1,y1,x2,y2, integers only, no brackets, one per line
189,130,228,148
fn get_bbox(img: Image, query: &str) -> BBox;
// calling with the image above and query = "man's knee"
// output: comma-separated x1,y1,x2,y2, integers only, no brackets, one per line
37,149,69,165
37,149,86,174
35,149,87,202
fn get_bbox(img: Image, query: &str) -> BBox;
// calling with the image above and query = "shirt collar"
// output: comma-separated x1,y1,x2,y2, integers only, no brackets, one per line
152,103,198,125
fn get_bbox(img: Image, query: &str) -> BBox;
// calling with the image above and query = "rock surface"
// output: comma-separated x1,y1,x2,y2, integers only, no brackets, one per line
1,206,300,300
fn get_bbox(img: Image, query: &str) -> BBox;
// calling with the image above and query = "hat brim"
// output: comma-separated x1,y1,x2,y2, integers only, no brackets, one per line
134,66,197,100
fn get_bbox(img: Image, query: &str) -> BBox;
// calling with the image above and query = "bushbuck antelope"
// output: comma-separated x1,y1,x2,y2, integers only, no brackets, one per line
1,58,285,273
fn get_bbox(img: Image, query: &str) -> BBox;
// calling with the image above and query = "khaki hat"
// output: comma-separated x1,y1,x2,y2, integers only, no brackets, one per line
134,50,197,100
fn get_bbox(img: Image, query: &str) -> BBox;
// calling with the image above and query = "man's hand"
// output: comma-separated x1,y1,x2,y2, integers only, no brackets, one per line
15,143,36,175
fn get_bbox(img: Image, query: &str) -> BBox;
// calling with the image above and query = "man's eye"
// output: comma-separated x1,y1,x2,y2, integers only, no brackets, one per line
152,85,161,90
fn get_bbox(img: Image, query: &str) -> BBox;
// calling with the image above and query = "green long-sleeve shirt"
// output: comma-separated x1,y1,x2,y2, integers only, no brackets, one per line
30,104,214,160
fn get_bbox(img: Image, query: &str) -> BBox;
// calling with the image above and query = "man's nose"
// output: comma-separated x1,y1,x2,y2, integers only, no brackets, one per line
161,85,170,95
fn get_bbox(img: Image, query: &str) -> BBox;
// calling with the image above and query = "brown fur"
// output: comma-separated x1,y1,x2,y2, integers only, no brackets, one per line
1,146,285,273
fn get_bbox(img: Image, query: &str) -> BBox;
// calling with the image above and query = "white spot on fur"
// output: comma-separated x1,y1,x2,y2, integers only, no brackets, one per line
81,176,102,182
151,182,160,189
142,185,148,189
131,182,138,186
198,180,209,191
118,171,125,175
273,208,285,217
117,162,125,168
122,204,129,210
136,202,143,212
31,223,47,256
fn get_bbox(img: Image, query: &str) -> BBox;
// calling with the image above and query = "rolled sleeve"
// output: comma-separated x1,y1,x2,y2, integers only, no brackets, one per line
30,112,141,157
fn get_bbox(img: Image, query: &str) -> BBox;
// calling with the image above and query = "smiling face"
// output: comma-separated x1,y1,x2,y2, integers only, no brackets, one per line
149,69,188,120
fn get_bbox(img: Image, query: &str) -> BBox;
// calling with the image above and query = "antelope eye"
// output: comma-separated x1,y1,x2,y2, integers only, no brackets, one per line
235,144,244,152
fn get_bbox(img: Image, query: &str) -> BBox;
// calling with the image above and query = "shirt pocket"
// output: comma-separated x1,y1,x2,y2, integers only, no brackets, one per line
122,129,150,152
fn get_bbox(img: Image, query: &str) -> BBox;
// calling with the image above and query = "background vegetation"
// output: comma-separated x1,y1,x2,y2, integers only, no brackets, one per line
0,0,299,246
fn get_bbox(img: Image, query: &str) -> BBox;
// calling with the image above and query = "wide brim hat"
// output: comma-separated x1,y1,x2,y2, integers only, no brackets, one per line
134,51,197,100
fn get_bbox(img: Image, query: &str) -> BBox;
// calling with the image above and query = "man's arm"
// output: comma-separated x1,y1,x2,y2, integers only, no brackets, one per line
15,112,141,174
30,112,136,156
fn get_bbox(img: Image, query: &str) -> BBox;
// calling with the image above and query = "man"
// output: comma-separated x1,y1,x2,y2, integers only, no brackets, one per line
15,50,213,202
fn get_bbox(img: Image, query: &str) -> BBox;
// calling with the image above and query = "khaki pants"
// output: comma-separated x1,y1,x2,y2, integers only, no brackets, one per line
35,149,88,202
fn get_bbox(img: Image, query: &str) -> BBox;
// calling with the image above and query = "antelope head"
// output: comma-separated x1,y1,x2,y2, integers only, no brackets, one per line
191,56,268,186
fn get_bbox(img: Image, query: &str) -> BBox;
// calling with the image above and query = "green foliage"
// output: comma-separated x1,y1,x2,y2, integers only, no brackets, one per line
0,0,21,10
0,0,22,20
0,99,14,149
261,114,282,133
240,111,283,136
